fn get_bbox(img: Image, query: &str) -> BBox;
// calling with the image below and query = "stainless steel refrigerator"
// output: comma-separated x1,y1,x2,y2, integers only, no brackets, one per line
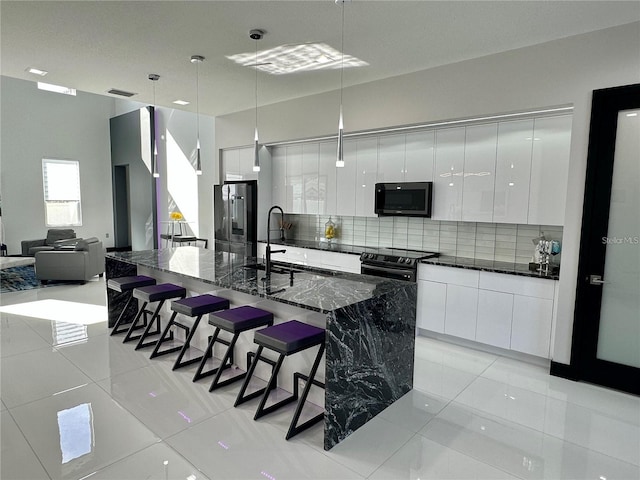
213,180,258,257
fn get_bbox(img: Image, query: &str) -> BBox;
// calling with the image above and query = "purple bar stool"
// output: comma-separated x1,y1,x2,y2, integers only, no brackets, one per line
234,320,326,440
149,294,230,370
107,275,156,336
193,306,274,391
122,283,186,349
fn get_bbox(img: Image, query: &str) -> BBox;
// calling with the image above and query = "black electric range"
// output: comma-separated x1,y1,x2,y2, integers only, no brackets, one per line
360,248,439,281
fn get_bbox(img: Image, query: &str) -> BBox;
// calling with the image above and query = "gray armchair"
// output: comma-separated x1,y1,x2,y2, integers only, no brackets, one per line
34,237,104,283
21,229,77,256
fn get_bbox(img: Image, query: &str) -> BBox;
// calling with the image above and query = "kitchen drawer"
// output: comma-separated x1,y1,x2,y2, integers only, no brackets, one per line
479,271,555,299
418,264,479,288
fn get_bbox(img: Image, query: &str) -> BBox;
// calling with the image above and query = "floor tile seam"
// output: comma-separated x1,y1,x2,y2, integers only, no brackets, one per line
0,343,57,359
478,369,640,423
364,432,423,479
2,407,54,480
1,380,95,411
414,354,494,379
420,399,640,468
322,415,416,478
459,374,640,432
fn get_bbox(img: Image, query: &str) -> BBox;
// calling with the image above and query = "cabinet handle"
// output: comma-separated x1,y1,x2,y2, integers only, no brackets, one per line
589,274,606,285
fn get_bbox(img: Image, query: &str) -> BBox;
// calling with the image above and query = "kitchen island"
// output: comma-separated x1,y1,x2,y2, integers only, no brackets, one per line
105,247,417,450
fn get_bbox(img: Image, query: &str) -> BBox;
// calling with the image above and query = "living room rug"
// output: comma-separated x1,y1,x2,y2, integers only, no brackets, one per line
0,265,55,293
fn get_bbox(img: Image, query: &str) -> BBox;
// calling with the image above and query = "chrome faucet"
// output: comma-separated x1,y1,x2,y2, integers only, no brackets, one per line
265,205,286,278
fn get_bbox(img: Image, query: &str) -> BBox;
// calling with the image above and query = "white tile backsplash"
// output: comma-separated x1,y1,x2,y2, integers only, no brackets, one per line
284,214,562,264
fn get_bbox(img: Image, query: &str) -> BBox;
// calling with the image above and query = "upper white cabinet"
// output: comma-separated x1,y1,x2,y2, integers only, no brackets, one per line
285,145,303,213
377,134,405,183
433,127,466,221
528,115,572,226
302,143,319,214
246,114,570,224
222,147,258,181
494,119,534,224
318,141,337,215
336,139,357,217
462,124,497,222
405,131,435,182
356,138,378,217
271,146,286,208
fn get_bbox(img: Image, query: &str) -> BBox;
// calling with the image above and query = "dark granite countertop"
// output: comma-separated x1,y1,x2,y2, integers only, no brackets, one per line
106,247,414,313
421,255,560,280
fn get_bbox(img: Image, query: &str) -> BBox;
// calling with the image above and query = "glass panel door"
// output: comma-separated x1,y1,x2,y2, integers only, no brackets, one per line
596,109,640,368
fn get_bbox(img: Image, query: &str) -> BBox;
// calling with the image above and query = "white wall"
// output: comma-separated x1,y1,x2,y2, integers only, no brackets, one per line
0,76,115,250
214,22,640,365
113,99,216,248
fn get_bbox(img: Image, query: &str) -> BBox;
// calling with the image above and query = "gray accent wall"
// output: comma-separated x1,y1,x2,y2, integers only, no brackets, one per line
0,76,115,252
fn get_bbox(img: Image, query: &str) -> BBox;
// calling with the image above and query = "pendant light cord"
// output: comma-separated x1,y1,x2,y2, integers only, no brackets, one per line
255,38,259,134
340,1,345,108
196,60,200,144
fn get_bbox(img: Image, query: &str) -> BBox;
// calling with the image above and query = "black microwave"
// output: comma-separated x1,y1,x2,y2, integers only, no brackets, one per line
374,182,433,217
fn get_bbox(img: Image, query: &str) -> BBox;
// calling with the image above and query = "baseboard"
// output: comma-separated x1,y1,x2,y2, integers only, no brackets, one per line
550,360,579,381
106,246,132,252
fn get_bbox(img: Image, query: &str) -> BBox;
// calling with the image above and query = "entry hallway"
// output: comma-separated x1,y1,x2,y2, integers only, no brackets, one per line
1,278,638,480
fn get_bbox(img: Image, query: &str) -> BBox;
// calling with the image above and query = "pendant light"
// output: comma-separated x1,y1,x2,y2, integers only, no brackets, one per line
336,0,348,168
149,73,160,178
250,29,264,172
190,54,205,175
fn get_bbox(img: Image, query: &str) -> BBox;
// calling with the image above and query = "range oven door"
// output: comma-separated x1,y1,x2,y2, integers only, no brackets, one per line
361,263,416,282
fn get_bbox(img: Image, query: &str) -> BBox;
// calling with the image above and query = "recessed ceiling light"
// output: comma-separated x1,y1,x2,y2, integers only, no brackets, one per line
26,67,48,76
37,82,76,96
227,42,368,75
626,112,638,117
173,100,190,106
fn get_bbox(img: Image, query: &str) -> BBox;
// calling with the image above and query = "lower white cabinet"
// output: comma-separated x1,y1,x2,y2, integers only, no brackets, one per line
417,280,446,333
511,295,553,358
417,264,557,358
256,243,360,274
476,289,513,349
444,285,478,340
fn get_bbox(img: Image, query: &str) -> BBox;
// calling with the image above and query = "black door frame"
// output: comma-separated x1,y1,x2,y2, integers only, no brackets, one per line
568,83,640,395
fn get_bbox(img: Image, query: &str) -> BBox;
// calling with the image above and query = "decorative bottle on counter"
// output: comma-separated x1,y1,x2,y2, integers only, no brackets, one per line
325,217,336,243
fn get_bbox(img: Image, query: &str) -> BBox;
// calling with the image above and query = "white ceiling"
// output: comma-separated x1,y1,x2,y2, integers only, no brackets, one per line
2,1,639,117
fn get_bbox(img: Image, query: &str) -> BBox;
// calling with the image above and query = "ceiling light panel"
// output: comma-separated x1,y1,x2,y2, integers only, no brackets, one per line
227,43,368,75
37,82,76,96
173,100,190,106
26,67,48,76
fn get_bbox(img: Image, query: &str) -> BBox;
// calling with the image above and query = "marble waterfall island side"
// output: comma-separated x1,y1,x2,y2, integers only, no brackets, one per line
105,247,417,450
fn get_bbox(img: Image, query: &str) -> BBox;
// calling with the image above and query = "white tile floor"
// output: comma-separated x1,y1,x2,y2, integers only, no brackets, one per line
1,278,639,480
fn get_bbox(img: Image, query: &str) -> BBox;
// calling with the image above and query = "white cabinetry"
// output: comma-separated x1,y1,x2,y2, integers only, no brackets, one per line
416,280,446,333
433,127,465,221
405,131,435,182
377,134,405,183
444,285,478,340
462,124,497,222
494,119,534,223
285,145,303,213
476,289,513,349
318,141,337,215
222,147,259,181
417,264,557,359
302,143,319,214
511,295,553,357
256,242,359,274
527,115,572,226
355,138,378,217
271,146,286,208
336,139,357,217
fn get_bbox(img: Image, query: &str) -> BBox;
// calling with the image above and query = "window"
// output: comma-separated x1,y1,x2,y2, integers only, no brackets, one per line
42,159,82,226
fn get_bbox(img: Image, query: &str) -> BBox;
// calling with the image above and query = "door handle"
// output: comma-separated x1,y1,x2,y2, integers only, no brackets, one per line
590,274,607,285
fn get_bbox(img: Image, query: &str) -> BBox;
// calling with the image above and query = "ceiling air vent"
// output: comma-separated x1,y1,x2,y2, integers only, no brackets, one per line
107,88,136,97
